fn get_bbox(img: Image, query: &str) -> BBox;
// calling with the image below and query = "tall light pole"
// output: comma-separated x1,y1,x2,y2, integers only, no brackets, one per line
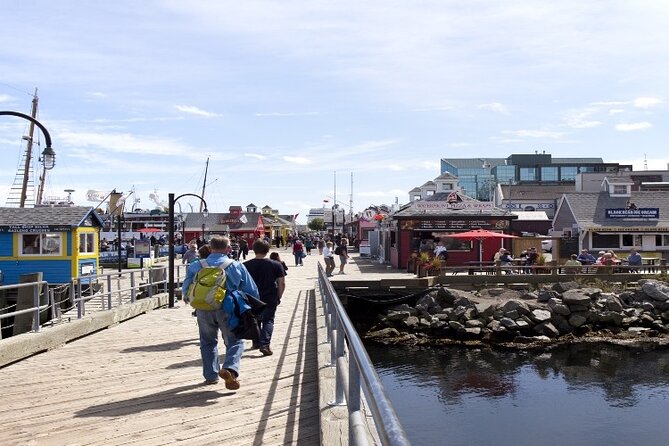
168,192,208,308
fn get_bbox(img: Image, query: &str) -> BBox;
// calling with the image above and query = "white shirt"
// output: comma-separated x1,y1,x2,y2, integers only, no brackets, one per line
323,246,334,258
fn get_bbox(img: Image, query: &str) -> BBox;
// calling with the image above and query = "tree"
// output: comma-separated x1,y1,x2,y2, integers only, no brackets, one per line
308,217,325,231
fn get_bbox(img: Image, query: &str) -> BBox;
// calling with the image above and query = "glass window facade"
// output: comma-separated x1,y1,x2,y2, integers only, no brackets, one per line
541,167,558,181
494,165,515,183
560,166,577,181
520,167,536,181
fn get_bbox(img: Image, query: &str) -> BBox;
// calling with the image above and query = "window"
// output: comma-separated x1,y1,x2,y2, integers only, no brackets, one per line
21,233,62,256
592,233,619,249
656,235,669,247
79,233,96,253
560,166,577,181
541,167,558,181
426,190,435,196
622,234,642,247
441,183,453,190
613,185,628,194
519,167,536,181
413,195,421,201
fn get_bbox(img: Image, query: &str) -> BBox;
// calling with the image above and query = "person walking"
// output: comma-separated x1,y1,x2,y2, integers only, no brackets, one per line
244,240,286,356
337,237,349,274
239,238,249,260
182,235,259,389
293,238,305,266
181,243,199,264
323,241,336,277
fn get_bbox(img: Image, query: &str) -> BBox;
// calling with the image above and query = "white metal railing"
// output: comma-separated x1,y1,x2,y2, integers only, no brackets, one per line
0,263,189,337
317,262,411,446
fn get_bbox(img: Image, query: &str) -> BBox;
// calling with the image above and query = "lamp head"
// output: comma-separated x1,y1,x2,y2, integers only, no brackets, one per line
41,146,56,170
202,208,209,218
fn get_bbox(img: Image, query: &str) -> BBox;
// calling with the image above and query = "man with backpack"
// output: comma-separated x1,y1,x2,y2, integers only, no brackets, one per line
182,235,259,389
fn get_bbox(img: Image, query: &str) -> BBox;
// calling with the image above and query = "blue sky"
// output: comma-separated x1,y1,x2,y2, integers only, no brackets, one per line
1,1,667,222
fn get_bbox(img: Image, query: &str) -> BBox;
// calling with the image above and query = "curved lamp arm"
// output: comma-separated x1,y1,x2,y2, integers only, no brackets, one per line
0,110,55,169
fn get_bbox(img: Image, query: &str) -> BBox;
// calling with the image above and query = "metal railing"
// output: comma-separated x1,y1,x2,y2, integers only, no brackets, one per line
0,263,189,337
317,262,411,446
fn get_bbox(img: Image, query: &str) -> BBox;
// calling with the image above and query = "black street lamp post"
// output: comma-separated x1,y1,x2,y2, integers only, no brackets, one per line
168,192,208,308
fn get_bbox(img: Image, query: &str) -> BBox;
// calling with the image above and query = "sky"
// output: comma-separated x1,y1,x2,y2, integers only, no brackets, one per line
1,1,668,223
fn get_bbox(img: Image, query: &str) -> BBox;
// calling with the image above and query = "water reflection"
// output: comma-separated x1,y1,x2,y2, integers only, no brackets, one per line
365,342,669,445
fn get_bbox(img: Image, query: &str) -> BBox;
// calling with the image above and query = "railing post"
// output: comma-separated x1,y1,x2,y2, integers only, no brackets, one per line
49,288,57,321
107,274,112,310
77,278,84,318
32,282,41,333
130,271,136,303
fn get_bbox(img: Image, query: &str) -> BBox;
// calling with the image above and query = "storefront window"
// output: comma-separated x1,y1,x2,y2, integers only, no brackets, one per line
592,233,619,249
622,234,642,247
656,235,669,247
560,166,577,181
21,233,62,256
541,167,558,181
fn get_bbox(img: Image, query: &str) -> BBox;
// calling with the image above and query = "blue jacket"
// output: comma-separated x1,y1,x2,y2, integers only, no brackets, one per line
182,252,260,328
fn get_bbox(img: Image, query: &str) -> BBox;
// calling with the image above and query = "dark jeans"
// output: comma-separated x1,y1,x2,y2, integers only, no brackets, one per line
258,301,278,348
324,257,336,276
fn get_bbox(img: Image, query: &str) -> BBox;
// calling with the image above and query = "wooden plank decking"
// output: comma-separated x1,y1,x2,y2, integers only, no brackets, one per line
0,252,330,446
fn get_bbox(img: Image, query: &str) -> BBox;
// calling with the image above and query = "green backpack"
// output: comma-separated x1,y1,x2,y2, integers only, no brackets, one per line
186,258,235,311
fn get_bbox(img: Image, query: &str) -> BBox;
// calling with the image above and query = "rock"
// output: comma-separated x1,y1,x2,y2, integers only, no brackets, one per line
403,316,419,328
641,280,669,302
530,309,552,323
562,290,593,306
601,295,624,312
464,327,482,336
568,314,587,327
551,281,580,293
628,327,651,333
366,328,401,339
466,319,485,328
504,309,520,320
534,322,560,338
448,321,464,331
500,317,518,329
597,311,624,326
500,299,530,315
515,320,530,331
537,289,559,302
463,307,478,320
415,294,436,308
453,296,472,307
547,298,571,316
385,310,411,321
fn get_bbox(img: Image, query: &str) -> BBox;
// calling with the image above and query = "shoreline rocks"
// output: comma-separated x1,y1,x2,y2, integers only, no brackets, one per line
364,279,669,350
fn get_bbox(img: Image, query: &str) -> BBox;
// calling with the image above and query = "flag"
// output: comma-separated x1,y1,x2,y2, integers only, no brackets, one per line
86,189,111,202
239,214,248,224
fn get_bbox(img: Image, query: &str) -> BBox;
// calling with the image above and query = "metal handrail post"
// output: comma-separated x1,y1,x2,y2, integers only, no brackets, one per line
107,274,112,310
32,283,41,332
49,288,57,321
77,278,84,318
130,271,136,303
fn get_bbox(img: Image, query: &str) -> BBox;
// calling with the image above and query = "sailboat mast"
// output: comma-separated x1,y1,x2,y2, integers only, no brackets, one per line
199,157,209,212
20,90,38,208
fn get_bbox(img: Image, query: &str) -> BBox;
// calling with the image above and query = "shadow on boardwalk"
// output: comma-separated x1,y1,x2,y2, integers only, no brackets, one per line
0,253,326,445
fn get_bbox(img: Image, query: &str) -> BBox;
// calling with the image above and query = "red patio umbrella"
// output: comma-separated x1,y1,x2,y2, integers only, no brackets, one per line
138,227,162,233
446,229,517,262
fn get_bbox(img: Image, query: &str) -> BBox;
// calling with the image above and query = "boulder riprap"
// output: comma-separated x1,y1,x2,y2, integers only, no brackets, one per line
365,279,669,348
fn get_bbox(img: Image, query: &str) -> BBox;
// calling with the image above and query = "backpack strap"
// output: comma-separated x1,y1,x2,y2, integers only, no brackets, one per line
199,259,209,268
219,257,235,271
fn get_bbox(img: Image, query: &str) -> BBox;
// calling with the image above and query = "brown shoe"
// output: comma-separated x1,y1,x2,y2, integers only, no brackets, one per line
259,346,273,356
218,368,240,390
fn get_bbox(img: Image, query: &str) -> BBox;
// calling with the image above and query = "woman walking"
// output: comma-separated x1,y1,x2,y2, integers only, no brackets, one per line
293,238,305,266
323,241,336,277
337,238,349,274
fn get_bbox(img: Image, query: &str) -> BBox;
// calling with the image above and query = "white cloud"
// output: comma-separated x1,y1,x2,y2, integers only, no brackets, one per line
282,156,312,165
478,102,509,115
501,129,565,139
615,122,652,132
174,105,220,117
255,111,320,117
244,153,267,160
87,92,107,98
0,94,13,103
421,160,440,170
633,97,662,109
449,142,473,148
608,108,624,115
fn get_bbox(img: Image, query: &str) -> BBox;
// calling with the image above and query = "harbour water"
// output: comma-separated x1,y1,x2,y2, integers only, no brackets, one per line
364,342,669,446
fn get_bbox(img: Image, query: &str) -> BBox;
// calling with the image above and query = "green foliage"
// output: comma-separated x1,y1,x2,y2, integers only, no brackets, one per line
308,217,325,231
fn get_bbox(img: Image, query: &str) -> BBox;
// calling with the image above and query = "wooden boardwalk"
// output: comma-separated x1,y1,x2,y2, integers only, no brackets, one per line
0,250,335,446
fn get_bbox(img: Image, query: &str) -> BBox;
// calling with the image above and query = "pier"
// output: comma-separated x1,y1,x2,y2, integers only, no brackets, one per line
0,252,388,445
